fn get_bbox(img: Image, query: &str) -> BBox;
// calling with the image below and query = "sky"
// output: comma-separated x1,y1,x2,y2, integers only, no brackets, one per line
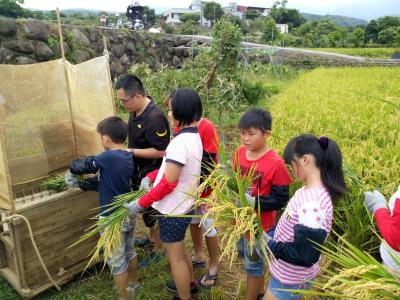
22,0,400,20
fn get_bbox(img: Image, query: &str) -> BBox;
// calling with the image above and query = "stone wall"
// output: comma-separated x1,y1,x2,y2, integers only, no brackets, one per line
0,18,207,78
1,18,399,78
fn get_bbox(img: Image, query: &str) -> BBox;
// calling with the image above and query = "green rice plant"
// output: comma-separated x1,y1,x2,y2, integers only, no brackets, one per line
69,190,145,271
41,175,86,192
42,175,68,192
293,233,400,299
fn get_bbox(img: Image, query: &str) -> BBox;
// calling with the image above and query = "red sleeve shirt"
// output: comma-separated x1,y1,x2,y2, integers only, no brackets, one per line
233,145,292,231
375,198,400,251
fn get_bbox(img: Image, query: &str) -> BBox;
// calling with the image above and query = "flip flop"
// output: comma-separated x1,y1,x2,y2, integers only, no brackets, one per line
192,260,206,268
198,271,218,289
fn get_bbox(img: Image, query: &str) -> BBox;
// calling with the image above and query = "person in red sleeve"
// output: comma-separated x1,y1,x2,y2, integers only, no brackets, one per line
233,108,292,300
364,185,400,273
124,88,203,300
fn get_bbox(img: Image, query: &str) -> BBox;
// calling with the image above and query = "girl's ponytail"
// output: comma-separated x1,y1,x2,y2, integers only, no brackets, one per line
319,137,346,200
284,134,346,200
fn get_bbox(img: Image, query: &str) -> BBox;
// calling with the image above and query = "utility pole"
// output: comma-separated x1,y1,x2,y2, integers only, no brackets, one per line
213,6,216,25
200,2,203,27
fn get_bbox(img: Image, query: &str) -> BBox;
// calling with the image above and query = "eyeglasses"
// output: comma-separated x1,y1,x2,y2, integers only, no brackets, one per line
119,94,136,103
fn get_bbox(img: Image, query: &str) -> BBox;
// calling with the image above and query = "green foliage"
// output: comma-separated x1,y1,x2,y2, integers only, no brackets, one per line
269,5,306,30
244,10,261,20
225,14,249,34
242,80,265,105
249,17,266,33
378,26,400,46
179,13,200,23
164,23,176,34
143,6,156,26
179,21,199,35
262,17,280,43
0,0,30,18
203,1,224,24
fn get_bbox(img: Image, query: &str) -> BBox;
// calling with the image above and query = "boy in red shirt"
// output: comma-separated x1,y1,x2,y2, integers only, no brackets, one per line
233,108,292,300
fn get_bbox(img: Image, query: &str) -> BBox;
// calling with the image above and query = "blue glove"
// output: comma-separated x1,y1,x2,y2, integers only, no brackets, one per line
364,190,387,215
65,171,79,188
123,200,143,218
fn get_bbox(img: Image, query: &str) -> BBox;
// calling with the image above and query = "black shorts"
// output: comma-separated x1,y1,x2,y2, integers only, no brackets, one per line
141,206,159,228
158,210,194,243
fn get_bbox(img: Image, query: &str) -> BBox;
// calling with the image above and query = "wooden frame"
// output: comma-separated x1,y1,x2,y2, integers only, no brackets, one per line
0,189,98,299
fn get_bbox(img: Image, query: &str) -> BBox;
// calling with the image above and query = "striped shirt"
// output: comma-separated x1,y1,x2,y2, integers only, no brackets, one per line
270,186,333,285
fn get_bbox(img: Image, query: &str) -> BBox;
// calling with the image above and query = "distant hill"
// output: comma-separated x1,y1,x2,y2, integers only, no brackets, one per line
61,8,122,16
302,13,368,27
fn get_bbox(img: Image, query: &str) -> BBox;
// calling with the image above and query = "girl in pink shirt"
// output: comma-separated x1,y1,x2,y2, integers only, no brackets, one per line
262,134,347,300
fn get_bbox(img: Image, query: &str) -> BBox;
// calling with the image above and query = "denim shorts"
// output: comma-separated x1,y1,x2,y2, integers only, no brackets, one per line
100,217,137,276
268,276,312,300
190,207,217,237
237,236,264,277
159,210,194,243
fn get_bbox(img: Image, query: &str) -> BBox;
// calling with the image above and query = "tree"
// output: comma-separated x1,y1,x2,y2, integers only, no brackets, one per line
0,0,29,18
180,13,200,24
249,17,266,33
203,1,224,24
347,27,365,47
225,14,249,34
269,6,306,30
262,17,280,43
365,19,379,44
143,6,156,26
378,26,400,46
245,10,261,20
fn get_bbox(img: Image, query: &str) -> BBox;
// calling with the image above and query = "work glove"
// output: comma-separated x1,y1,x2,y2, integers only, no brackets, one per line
245,192,255,208
364,190,387,215
123,200,143,218
65,171,79,188
139,177,152,191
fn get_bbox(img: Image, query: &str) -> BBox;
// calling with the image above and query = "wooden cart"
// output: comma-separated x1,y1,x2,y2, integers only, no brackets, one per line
0,53,115,298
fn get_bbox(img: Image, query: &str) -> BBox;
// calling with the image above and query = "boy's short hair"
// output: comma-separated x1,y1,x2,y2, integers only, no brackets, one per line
97,116,128,144
238,108,272,132
171,88,202,127
115,74,145,96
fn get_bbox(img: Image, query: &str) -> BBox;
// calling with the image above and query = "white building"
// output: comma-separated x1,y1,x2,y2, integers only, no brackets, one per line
223,2,244,19
276,23,289,33
164,0,211,27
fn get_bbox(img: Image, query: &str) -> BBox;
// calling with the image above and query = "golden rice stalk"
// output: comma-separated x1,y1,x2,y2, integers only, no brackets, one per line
194,147,273,267
69,190,145,271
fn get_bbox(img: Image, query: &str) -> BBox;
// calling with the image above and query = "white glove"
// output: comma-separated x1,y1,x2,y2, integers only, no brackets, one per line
364,190,387,215
123,200,143,218
139,177,152,191
65,171,79,188
262,230,272,244
245,192,255,207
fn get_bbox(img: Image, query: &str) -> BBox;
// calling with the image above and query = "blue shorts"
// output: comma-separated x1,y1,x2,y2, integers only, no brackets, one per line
159,210,193,243
268,276,312,300
100,217,137,276
237,236,264,277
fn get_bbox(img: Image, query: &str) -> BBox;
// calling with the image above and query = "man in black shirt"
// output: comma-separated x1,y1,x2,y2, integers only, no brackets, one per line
115,74,170,267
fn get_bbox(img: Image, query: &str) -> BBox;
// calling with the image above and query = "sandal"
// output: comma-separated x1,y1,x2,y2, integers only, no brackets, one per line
192,260,206,268
198,271,218,289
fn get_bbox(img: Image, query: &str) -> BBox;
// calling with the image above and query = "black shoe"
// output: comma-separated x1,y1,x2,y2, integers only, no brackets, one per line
166,280,198,294
135,236,154,248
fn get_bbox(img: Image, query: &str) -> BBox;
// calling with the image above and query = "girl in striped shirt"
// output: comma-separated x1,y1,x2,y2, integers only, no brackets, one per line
262,134,347,300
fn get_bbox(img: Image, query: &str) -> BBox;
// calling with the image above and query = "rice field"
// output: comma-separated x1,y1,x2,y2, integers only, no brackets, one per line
306,48,400,58
268,67,400,252
1,67,399,299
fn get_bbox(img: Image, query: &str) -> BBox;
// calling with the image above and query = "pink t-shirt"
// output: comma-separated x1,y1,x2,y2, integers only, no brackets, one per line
152,129,202,215
270,186,333,285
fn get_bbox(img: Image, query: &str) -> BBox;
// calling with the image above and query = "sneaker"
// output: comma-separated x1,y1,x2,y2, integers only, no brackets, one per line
125,284,140,300
138,251,165,268
134,236,154,248
166,280,198,294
